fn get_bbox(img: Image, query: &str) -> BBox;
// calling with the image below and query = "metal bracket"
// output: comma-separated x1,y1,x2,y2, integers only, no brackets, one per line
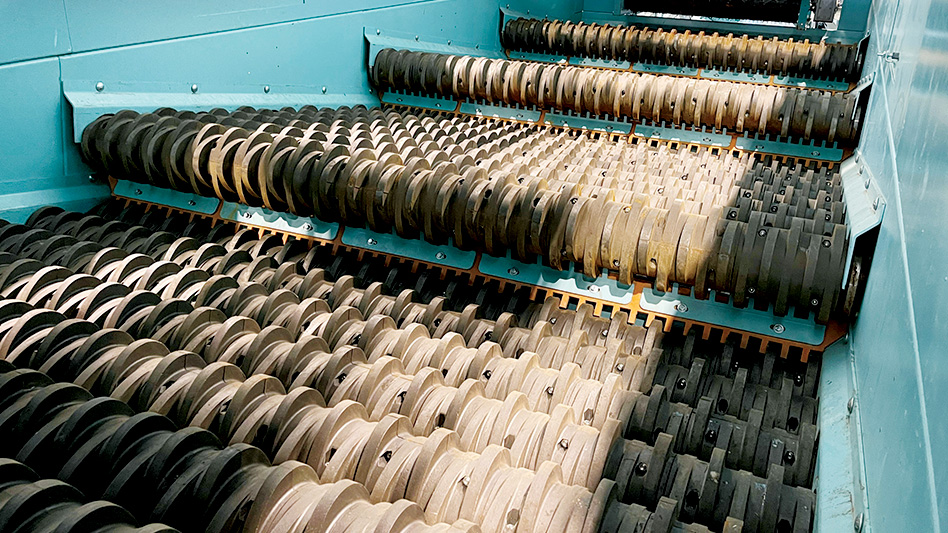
479,254,635,305
219,202,338,240
364,28,503,72
773,75,851,92
509,51,568,63
381,91,457,112
839,152,886,287
633,63,699,76
699,69,771,83
342,227,477,269
500,6,529,28
814,337,870,532
851,72,875,95
458,102,542,122
639,285,826,345
544,111,632,134
113,180,220,214
634,122,732,147
734,133,844,161
569,57,631,69
64,84,377,143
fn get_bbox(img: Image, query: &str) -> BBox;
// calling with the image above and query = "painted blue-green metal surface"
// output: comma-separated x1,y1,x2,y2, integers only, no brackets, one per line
381,91,458,112
773,75,852,92
2,1,945,530
66,88,379,143
457,102,542,122
734,134,844,161
114,181,221,215
0,2,71,65
479,255,636,305
365,27,504,69
813,336,869,533
342,228,477,269
0,0,581,233
699,69,771,83
0,58,111,223
220,202,339,240
544,112,632,134
844,0,948,529
509,51,569,63
638,286,826,345
569,57,631,69
634,63,699,76
839,155,886,286
633,124,732,147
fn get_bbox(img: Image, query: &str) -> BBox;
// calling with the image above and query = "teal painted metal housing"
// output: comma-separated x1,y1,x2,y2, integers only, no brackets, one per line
113,180,220,215
381,91,457,112
479,255,636,305
543,112,632,134
633,123,732,147
220,202,339,240
342,228,477,270
638,286,826,345
843,1,948,529
813,337,869,533
734,134,844,161
457,102,542,122
1,1,945,531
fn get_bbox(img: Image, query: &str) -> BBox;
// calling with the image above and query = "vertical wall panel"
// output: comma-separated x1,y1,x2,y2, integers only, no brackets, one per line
852,0,946,529
0,1,71,64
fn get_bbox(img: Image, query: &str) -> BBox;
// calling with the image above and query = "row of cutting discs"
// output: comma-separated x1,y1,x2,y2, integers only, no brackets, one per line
370,49,861,144
9,204,820,482
0,365,477,533
81,106,848,322
0,454,176,533
0,203,820,531
501,17,863,82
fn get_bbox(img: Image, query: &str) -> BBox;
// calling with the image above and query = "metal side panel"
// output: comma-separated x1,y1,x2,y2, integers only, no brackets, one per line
639,286,826,345
814,337,869,533
65,87,378,144
845,0,948,529
0,58,111,222
0,0,71,65
365,28,504,71
342,228,477,270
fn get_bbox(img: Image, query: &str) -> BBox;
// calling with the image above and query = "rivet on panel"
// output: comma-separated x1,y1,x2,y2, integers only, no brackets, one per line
191,84,199,93
95,82,105,92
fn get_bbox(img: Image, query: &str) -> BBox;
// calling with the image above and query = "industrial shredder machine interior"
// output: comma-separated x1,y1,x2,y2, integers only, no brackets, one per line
0,0,942,531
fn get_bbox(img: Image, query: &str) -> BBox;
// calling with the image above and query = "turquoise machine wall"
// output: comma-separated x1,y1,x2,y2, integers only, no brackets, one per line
2,0,947,531
848,0,948,531
0,0,582,223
